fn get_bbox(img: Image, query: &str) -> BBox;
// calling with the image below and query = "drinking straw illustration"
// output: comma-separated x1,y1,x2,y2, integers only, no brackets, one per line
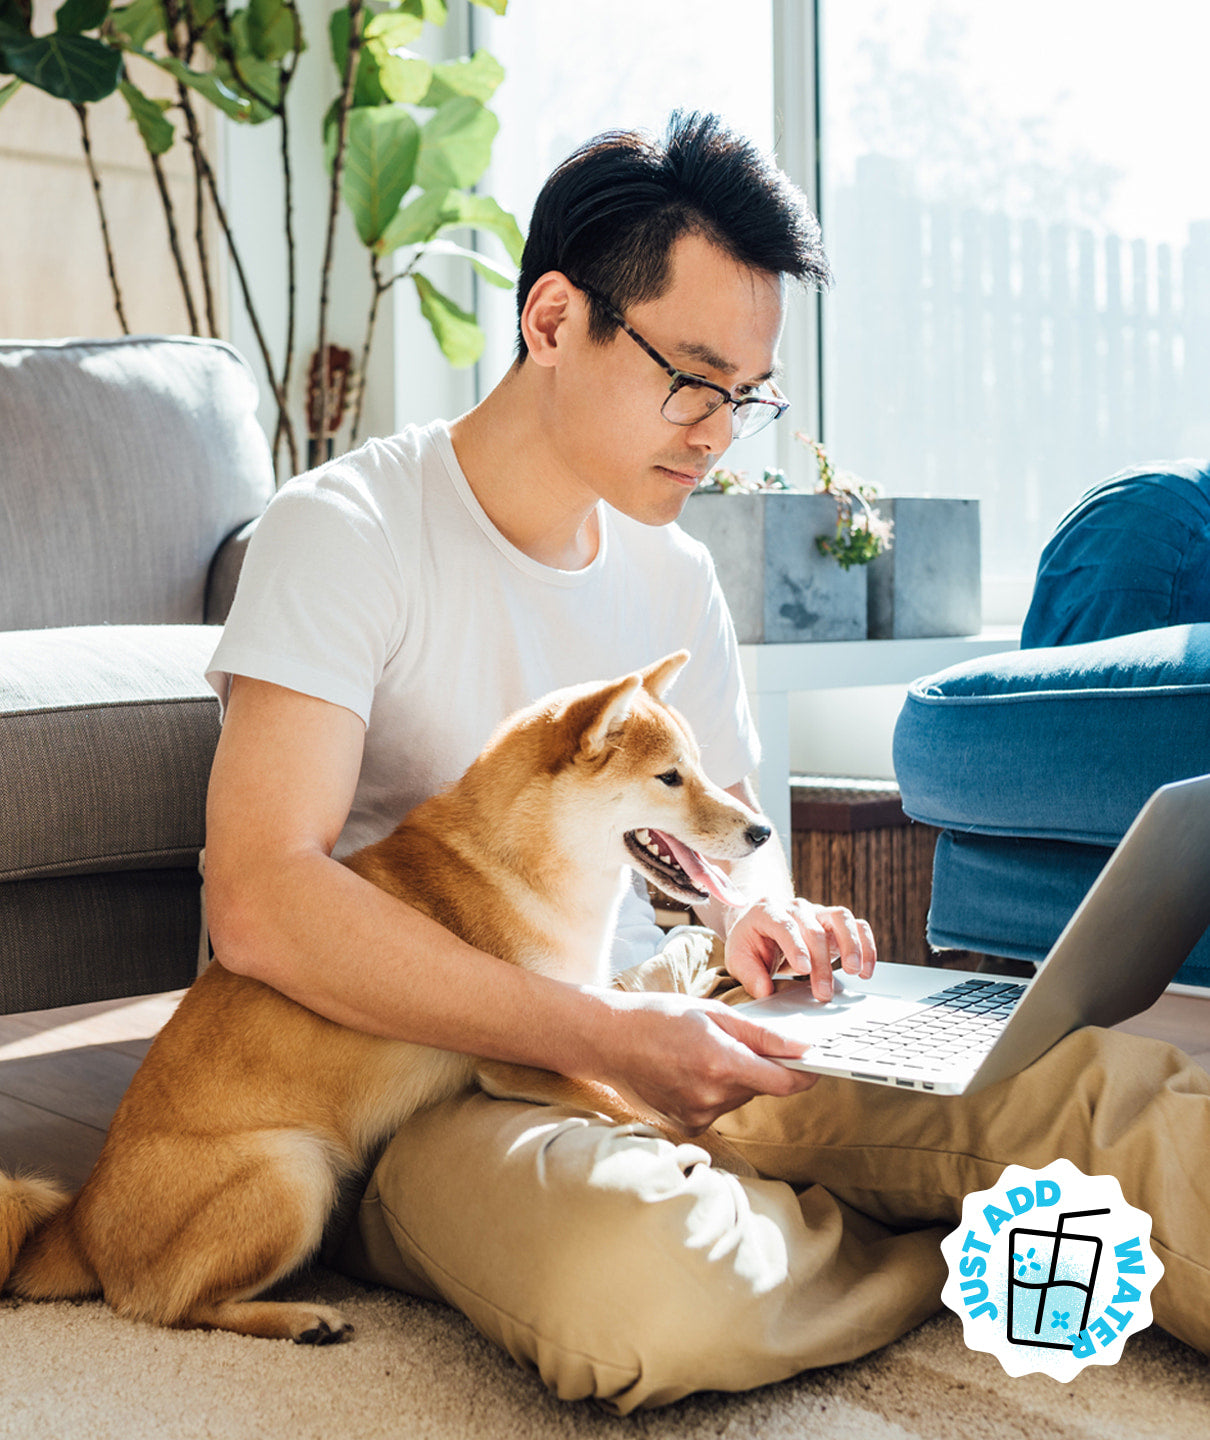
1008,1208,1110,1349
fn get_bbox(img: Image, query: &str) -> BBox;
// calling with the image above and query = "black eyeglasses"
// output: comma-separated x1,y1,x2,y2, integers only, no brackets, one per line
578,286,789,440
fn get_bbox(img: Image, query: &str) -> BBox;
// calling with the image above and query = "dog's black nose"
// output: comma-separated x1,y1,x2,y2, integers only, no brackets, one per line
745,822,772,850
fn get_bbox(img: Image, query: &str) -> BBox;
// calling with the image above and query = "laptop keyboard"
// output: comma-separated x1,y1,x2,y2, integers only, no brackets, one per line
812,977,1028,1073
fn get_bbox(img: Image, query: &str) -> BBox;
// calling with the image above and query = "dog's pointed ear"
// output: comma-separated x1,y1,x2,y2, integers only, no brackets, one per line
576,673,644,760
639,650,689,701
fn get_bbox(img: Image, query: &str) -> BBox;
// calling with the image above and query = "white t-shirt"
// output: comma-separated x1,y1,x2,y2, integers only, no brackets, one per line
207,420,758,969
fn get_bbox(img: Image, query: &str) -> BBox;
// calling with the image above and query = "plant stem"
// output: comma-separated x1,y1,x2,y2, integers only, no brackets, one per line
74,104,129,335
149,148,201,334
316,0,365,449
207,0,302,474
160,2,219,337
199,143,299,475
272,70,299,474
350,254,387,444
349,250,423,444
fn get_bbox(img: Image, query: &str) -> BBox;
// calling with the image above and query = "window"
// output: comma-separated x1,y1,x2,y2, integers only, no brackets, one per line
820,0,1210,620
474,0,776,458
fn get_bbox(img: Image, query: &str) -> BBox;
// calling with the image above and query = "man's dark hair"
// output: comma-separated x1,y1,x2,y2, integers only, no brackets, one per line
515,110,830,357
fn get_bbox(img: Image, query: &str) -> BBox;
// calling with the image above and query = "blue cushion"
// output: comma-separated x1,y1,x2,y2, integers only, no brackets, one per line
1022,463,1210,648
927,831,1210,990
893,623,1210,843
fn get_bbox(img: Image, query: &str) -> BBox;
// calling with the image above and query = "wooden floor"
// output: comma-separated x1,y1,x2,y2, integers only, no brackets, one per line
2,984,1209,1190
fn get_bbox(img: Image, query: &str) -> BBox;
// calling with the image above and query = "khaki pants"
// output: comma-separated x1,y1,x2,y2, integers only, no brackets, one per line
332,931,1210,1413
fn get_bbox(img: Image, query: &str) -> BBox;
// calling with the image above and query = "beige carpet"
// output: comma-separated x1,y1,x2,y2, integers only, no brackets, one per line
1,1266,1206,1439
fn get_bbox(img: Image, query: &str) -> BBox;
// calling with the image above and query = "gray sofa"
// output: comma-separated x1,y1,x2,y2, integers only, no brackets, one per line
0,336,274,1013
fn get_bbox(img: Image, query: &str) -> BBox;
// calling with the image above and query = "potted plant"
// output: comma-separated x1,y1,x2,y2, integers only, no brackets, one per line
0,0,520,480
676,435,894,643
677,453,865,643
799,432,982,638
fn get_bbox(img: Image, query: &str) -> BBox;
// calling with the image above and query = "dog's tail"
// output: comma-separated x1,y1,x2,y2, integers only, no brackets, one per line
0,1172,98,1299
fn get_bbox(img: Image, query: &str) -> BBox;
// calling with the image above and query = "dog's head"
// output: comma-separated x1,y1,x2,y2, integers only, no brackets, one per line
529,651,770,906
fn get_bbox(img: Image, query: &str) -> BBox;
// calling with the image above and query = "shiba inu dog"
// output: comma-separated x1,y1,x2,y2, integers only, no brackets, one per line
0,651,770,1344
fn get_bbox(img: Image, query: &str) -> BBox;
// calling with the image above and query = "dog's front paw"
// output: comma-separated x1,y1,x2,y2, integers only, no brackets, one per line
295,1311,355,1345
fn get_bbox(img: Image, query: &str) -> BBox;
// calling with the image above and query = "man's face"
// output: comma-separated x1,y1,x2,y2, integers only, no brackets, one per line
549,231,786,526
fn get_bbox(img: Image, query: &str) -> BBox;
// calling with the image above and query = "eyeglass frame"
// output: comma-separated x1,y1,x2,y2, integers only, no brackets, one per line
574,284,790,438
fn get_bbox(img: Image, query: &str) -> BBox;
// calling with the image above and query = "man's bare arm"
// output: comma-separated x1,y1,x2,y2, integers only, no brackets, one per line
203,678,818,1128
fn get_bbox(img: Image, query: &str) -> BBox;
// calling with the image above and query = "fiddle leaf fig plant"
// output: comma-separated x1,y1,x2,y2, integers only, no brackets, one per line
0,0,521,478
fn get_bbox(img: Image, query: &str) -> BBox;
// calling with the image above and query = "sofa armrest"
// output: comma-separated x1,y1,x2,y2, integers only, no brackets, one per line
205,518,260,625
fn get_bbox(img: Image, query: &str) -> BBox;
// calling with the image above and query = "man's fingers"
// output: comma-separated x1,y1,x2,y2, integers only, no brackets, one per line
819,905,864,973
708,1007,819,1089
856,917,877,976
725,899,879,1003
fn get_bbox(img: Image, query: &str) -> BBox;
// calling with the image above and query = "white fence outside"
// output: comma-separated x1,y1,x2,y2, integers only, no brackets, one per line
824,156,1210,594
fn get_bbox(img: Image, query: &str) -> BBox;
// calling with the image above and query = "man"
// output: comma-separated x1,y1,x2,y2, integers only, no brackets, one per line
205,113,1209,1411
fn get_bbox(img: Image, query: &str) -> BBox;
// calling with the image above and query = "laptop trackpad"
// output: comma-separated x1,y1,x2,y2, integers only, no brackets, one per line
737,972,923,1040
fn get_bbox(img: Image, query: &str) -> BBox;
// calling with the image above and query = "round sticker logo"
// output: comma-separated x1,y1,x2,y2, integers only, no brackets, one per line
939,1157,1163,1380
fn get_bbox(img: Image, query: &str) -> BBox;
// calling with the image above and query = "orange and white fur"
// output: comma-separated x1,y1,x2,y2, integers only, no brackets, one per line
0,652,769,1344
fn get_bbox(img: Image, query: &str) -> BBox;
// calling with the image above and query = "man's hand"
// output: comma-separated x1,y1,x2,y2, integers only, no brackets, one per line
579,987,818,1134
695,778,877,1002
724,897,876,1001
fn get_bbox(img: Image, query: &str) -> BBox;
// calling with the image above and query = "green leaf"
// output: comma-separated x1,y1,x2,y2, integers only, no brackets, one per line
331,7,391,108
321,94,340,170
361,6,433,103
420,49,503,108
353,45,386,108
422,236,515,289
0,26,121,101
372,47,431,105
0,0,29,33
0,76,22,106
216,9,280,111
343,103,420,246
376,186,453,251
399,0,448,22
364,10,424,51
108,0,167,49
55,0,109,35
149,52,255,121
469,0,508,15
445,192,524,264
246,0,299,63
329,4,349,74
377,187,525,263
414,272,484,367
416,96,497,191
120,75,174,154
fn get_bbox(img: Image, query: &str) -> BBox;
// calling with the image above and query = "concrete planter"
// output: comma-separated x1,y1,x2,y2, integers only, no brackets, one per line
677,491,867,643
867,497,982,638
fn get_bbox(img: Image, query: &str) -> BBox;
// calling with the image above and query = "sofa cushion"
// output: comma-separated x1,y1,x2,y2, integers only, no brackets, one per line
0,336,274,629
0,625,221,882
925,830,1210,990
0,870,203,1013
1021,463,1210,648
893,623,1210,843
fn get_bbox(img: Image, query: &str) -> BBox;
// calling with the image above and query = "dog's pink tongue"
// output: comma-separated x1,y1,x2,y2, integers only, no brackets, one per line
653,830,749,907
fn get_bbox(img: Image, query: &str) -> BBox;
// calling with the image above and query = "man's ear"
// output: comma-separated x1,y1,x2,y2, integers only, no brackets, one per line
519,271,578,368
639,650,689,701
574,673,643,761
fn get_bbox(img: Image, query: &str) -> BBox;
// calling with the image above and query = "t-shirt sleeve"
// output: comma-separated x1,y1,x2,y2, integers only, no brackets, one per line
207,467,406,724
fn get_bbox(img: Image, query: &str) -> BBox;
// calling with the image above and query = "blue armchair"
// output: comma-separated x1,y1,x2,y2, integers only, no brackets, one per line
893,463,1210,989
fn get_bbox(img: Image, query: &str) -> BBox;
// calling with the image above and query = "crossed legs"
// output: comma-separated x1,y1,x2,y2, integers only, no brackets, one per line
332,936,1210,1412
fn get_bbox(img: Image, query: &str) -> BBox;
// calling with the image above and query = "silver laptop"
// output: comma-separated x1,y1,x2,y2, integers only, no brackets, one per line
733,773,1210,1096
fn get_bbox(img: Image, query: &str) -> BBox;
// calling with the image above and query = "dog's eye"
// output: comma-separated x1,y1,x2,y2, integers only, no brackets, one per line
656,769,682,787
